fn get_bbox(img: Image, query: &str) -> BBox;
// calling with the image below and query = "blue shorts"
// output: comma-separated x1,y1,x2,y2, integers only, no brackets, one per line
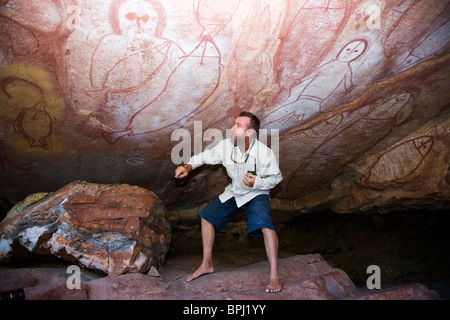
198,194,275,237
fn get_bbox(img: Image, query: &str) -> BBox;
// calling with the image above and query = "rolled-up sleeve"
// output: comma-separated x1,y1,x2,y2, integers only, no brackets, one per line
187,140,225,170
253,171,283,191
253,149,283,191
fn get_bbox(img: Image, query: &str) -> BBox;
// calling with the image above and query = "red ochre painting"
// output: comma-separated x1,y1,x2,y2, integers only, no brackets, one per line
0,0,449,210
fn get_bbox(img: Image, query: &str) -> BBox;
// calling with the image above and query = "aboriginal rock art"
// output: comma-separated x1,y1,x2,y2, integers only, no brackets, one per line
0,66,62,152
87,0,185,134
101,35,222,144
277,114,344,181
1,76,44,109
282,91,413,199
382,0,449,59
13,101,53,150
126,153,146,166
366,135,434,184
178,0,239,129
361,92,412,124
0,0,449,211
262,38,368,132
85,0,222,143
0,16,39,64
226,0,285,110
394,18,450,73
273,0,352,92
193,0,240,36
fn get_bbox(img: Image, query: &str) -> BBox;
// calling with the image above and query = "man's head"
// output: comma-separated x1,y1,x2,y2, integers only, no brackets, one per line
231,112,260,144
231,111,259,145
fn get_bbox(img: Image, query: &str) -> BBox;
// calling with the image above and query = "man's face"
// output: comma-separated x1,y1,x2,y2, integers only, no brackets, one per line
231,116,252,139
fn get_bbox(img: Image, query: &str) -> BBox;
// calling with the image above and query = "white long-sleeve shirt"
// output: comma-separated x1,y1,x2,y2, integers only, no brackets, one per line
187,138,283,207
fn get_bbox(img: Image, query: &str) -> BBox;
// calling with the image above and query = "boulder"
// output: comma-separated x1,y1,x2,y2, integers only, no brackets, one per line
0,181,171,275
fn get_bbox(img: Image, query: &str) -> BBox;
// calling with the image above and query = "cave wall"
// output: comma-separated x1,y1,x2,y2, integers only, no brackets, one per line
0,0,449,213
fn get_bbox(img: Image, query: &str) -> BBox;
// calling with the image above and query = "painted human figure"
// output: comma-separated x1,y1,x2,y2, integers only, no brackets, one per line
88,0,222,143
262,39,368,131
88,0,184,134
99,34,222,144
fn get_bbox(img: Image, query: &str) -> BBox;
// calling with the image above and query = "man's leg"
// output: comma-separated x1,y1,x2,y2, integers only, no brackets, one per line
187,197,239,282
187,218,215,282
245,195,282,293
261,227,282,293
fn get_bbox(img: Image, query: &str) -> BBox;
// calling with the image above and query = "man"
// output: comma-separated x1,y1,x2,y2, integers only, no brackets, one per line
174,111,283,293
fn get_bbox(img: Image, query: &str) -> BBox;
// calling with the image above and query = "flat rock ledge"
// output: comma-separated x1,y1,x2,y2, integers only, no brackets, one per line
0,254,438,300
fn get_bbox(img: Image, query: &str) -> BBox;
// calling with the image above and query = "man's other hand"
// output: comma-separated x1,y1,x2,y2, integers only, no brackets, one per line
243,173,256,187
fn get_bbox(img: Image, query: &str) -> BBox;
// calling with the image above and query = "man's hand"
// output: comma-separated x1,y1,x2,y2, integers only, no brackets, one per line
175,164,192,179
243,173,256,187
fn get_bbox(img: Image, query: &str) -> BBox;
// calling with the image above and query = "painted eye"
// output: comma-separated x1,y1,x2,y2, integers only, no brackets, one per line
126,13,137,20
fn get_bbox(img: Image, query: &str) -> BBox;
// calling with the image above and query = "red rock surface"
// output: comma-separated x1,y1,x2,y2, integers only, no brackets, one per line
0,253,439,300
0,0,448,215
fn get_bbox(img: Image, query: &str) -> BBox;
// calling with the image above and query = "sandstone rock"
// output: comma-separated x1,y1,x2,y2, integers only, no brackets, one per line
0,181,171,275
348,283,438,300
0,267,101,293
2,192,50,223
331,113,450,214
0,254,437,300
183,254,359,300
148,266,160,277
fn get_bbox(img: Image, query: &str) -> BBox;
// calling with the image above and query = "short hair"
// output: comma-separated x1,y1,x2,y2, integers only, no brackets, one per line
239,111,260,137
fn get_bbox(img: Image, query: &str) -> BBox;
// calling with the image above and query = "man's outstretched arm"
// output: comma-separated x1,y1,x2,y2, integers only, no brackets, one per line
174,164,192,179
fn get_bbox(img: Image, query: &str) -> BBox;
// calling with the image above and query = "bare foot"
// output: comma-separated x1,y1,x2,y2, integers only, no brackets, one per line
265,278,282,293
186,264,214,282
